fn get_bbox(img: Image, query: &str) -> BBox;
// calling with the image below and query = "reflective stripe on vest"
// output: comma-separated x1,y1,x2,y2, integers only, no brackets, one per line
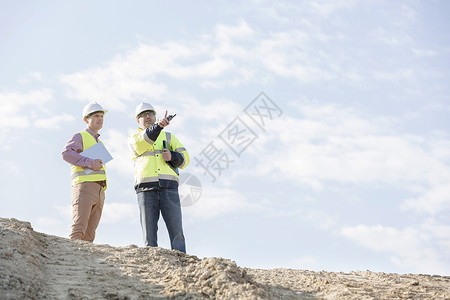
71,131,107,188
71,170,106,180
135,174,179,185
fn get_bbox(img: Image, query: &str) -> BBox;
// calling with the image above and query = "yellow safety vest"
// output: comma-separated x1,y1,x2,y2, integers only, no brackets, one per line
129,128,189,187
71,131,107,189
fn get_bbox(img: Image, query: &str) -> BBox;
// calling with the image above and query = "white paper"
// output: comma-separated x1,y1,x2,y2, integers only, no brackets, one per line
80,142,113,174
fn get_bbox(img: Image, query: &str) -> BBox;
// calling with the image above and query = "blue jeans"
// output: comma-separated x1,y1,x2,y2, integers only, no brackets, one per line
137,188,186,253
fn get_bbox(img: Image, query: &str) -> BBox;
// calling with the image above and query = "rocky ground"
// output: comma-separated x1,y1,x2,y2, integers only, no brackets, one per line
1,217,449,299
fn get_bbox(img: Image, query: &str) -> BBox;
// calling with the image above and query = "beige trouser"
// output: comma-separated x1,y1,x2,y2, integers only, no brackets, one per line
70,181,105,242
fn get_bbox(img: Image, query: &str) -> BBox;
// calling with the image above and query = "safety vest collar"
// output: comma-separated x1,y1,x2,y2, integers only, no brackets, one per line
84,128,100,141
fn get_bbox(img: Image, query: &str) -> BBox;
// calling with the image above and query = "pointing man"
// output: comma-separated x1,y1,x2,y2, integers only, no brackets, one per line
129,103,189,253
62,102,108,242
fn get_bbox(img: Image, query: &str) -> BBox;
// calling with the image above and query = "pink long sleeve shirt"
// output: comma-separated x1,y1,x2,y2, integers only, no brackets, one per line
62,129,100,169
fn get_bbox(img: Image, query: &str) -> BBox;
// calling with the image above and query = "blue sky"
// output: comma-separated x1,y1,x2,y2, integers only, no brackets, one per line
1,1,449,275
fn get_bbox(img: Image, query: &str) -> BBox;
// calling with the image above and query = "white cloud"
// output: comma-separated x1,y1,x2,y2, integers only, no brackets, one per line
214,19,254,43
430,139,450,162
184,185,263,220
246,0,356,22
412,48,438,57
55,205,72,219
374,69,415,81
101,202,138,224
102,129,134,177
58,4,432,109
257,30,332,82
402,184,450,215
254,199,337,230
19,72,44,83
261,108,401,183
33,216,68,238
0,160,21,173
246,102,450,215
251,5,290,24
291,256,320,271
398,3,418,21
372,28,413,46
340,223,450,275
341,225,420,253
301,210,337,230
311,0,357,17
34,113,75,129
36,216,63,228
0,88,53,128
50,201,138,227
61,20,373,109
60,54,168,110
29,72,43,81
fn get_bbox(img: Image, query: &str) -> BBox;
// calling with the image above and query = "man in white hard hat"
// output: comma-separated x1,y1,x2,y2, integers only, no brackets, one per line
129,103,190,253
62,102,108,242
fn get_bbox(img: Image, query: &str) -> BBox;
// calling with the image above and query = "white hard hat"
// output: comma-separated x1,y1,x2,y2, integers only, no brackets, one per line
82,102,107,119
135,102,155,118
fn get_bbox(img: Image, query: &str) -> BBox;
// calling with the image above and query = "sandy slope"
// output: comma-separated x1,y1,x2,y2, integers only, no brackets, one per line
1,218,449,299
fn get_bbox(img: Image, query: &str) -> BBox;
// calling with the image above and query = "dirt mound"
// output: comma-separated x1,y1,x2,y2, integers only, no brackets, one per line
1,217,449,299
0,218,46,299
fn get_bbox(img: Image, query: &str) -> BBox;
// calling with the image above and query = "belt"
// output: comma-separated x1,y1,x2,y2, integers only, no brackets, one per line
93,180,106,187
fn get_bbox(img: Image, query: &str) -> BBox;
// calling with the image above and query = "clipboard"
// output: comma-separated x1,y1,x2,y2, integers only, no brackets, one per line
80,142,113,174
